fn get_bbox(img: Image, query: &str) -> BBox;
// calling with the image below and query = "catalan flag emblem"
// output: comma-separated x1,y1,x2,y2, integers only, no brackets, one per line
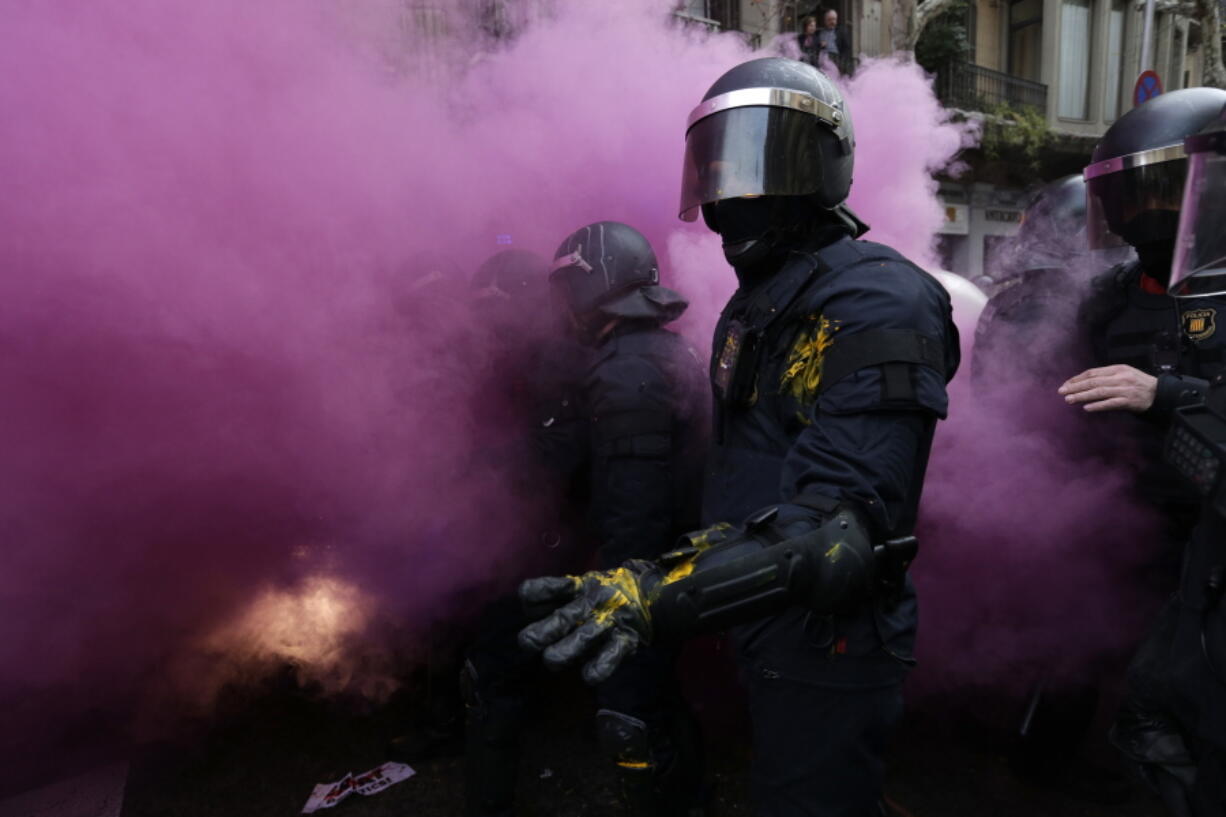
1182,308,1217,342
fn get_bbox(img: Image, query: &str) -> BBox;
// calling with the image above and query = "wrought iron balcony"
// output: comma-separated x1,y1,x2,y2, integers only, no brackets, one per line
935,59,1048,113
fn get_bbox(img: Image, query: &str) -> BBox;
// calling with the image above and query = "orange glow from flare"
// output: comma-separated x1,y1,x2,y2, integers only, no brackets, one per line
206,575,372,669
162,574,398,710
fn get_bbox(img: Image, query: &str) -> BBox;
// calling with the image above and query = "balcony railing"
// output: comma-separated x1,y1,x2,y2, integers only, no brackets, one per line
671,10,722,32
935,60,1048,113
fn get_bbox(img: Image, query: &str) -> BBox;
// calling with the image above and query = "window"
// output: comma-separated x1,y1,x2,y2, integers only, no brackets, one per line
781,1,799,32
1104,1,1125,120
936,235,969,276
1057,0,1092,119
1008,0,1043,82
708,0,739,30
682,0,710,19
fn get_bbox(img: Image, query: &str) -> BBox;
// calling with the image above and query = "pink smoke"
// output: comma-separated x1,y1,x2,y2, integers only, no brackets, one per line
844,60,979,265
913,379,1163,697
6,0,1118,786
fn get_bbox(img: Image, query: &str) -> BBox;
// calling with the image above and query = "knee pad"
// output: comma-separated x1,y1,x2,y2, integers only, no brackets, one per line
596,709,653,770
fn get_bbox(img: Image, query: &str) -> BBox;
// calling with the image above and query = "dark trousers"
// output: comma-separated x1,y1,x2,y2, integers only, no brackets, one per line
1191,746,1226,817
734,607,910,817
1112,595,1226,817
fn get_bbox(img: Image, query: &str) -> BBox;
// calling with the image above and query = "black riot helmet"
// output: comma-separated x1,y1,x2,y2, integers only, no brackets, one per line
1084,87,1226,257
678,57,854,222
469,248,550,335
387,252,468,324
1018,175,1086,246
551,221,687,333
995,175,1088,279
470,248,549,301
1170,103,1226,297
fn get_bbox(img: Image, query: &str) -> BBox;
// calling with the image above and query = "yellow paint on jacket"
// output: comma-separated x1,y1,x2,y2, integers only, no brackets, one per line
781,316,838,403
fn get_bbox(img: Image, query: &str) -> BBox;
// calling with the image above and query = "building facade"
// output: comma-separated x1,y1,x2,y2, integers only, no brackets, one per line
391,0,1216,280
925,0,1209,280
682,0,1215,280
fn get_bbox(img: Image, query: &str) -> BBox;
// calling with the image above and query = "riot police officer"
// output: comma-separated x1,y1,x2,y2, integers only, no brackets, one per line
1060,89,1226,565
386,248,558,767
519,58,960,817
468,248,561,423
1062,88,1226,435
1112,103,1226,817
973,174,1104,389
972,177,1123,785
463,222,707,817
1055,89,1226,815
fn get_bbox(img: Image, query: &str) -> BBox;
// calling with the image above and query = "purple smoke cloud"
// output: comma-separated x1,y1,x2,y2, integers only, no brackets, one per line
5,0,1154,783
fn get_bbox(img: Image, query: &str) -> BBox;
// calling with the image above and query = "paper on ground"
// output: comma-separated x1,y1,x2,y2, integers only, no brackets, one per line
301,762,415,813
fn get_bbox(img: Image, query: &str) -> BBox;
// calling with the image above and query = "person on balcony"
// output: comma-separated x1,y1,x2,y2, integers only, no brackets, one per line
812,9,850,73
797,15,821,66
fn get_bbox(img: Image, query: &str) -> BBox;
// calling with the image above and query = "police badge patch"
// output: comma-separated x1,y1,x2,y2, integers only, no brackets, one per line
1182,308,1217,342
713,320,746,403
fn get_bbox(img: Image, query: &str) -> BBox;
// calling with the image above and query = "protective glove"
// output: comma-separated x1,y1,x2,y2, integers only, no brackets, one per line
517,560,663,685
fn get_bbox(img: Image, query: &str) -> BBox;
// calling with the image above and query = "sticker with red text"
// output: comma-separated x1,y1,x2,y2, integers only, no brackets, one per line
301,762,416,813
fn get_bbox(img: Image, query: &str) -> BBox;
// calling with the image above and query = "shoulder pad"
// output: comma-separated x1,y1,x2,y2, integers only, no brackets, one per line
810,238,944,295
810,237,907,272
1110,261,1141,290
1081,261,1137,326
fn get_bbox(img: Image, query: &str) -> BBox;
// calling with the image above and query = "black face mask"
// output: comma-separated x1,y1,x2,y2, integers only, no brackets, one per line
1135,238,1177,284
1119,209,1181,284
703,197,811,275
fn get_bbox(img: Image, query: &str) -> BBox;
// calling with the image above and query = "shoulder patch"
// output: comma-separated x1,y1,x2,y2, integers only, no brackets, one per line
1183,307,1217,342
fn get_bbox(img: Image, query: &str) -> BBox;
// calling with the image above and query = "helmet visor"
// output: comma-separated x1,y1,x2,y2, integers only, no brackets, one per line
1085,153,1187,249
1170,150,1226,297
679,106,830,222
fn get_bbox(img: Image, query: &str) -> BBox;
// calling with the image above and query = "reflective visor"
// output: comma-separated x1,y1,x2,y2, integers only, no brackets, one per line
1085,145,1187,249
679,106,826,222
1170,151,1226,297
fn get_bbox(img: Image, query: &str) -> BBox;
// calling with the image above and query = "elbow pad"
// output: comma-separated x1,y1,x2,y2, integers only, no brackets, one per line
647,507,912,642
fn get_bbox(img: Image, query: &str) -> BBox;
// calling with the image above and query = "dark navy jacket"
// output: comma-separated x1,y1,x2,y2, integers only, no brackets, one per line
1083,261,1226,413
703,233,960,685
704,236,958,533
537,323,707,570
1081,260,1226,514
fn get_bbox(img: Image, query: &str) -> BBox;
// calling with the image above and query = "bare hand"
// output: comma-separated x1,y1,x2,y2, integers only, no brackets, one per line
1058,365,1158,413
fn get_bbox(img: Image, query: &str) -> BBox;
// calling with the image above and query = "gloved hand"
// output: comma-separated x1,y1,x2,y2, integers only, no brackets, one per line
517,560,663,685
